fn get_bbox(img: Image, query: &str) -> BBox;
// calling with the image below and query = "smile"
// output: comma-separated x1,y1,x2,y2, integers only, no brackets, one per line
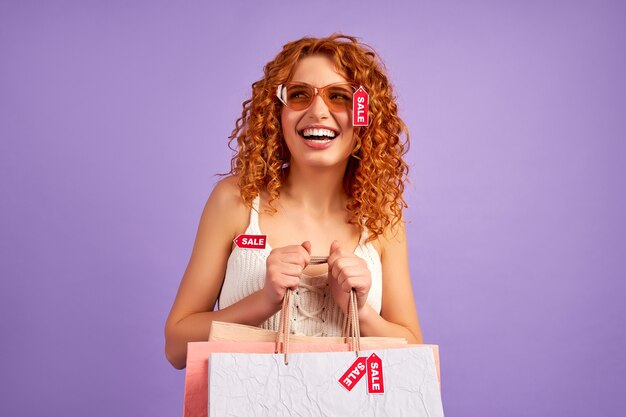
297,130,338,149
299,127,338,139
299,128,338,141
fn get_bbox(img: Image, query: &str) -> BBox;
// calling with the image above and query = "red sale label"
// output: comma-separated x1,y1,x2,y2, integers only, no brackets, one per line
352,86,369,126
367,353,384,394
338,356,367,391
233,234,267,249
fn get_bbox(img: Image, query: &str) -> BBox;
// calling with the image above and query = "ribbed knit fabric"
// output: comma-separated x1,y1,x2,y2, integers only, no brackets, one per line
218,195,383,336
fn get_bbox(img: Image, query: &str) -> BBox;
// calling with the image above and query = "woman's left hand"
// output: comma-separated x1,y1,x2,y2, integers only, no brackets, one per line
327,240,372,315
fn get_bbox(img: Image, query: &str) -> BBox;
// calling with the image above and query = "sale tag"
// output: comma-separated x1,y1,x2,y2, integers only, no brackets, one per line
233,234,267,249
337,356,367,391
366,353,384,394
352,86,369,126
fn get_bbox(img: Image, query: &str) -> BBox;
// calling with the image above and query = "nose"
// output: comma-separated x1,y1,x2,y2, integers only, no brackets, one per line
308,92,330,117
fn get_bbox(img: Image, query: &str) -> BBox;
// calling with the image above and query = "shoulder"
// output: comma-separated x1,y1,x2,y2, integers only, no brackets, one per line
203,175,250,239
363,208,405,261
210,175,243,205
376,210,407,262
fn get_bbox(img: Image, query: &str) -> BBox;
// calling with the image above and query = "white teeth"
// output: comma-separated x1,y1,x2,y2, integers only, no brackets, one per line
301,128,336,138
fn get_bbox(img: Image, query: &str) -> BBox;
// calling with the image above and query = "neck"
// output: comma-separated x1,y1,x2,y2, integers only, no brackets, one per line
281,159,350,217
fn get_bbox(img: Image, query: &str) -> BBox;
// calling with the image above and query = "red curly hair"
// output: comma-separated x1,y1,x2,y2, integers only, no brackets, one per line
218,33,410,244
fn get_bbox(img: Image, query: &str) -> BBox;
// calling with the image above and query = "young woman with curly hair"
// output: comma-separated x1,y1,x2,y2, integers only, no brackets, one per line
165,33,422,369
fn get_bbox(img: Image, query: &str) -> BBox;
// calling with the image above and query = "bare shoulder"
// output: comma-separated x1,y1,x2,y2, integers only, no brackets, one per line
377,210,407,262
206,175,249,238
210,175,243,212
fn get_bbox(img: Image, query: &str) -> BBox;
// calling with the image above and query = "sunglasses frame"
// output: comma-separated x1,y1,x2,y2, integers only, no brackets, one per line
276,81,360,112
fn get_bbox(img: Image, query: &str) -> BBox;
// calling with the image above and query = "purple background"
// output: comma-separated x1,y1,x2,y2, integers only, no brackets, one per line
1,1,624,416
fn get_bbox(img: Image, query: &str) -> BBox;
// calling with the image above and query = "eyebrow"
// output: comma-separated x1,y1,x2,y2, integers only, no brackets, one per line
290,81,350,86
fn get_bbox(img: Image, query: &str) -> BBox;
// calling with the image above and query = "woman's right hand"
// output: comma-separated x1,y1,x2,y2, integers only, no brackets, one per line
262,241,311,307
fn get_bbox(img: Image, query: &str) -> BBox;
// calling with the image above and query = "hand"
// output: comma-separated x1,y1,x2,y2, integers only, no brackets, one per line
262,241,311,307
327,240,372,315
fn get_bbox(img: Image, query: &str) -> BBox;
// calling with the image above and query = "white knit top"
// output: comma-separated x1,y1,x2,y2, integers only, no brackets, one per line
218,195,382,336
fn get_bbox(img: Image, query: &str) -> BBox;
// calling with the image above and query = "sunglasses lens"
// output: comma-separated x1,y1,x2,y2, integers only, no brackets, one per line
326,85,354,111
286,85,313,110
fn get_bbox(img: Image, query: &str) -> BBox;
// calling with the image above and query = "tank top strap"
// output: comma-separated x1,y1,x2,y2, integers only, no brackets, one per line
248,194,261,232
358,218,368,246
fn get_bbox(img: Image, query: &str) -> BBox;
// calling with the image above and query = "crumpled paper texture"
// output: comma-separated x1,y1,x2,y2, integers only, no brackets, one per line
209,348,444,417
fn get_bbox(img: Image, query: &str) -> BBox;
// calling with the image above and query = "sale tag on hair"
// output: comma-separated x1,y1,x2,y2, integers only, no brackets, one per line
233,234,267,249
352,86,369,126
338,356,367,391
366,353,384,394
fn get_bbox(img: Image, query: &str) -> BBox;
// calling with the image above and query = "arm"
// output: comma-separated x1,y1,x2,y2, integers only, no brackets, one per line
358,215,423,344
164,177,312,369
166,292,280,369
164,177,277,369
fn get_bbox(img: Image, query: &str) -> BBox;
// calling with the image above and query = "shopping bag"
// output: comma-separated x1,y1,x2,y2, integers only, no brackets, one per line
183,256,443,416
209,346,443,416
207,289,444,416
184,340,426,417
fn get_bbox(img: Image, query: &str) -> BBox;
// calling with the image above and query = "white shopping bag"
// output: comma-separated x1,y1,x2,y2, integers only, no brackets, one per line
208,347,444,416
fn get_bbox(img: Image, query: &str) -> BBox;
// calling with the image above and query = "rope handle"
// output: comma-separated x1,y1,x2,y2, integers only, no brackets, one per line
275,255,361,364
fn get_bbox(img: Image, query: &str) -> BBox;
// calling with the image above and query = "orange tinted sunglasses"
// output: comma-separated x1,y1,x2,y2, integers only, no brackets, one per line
276,82,359,112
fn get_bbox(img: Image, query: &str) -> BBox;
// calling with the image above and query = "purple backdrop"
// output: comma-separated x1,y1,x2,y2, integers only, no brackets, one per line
1,1,624,416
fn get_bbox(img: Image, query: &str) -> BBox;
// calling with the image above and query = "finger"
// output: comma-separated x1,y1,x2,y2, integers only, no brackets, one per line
278,262,304,277
277,277,300,294
341,279,353,293
283,244,311,265
330,258,358,280
339,266,360,280
335,267,351,286
299,242,311,265
331,261,343,280
338,266,368,284
338,257,363,268
279,252,309,267
280,274,301,290
327,240,341,267
327,266,338,282
343,273,371,292
280,244,307,254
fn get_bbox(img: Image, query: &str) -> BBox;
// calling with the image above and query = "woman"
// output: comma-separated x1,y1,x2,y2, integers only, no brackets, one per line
165,33,422,370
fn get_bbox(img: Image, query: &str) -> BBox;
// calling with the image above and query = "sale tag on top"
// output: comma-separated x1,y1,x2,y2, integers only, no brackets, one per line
338,356,367,391
366,353,384,394
352,86,369,126
233,234,267,249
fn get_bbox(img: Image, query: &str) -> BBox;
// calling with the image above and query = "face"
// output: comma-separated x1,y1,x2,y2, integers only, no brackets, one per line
280,55,356,169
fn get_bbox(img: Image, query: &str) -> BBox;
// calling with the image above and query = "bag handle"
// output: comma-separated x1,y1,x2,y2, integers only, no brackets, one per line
275,255,361,364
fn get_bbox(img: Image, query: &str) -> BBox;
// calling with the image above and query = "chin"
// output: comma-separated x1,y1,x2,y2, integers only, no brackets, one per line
293,154,350,169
